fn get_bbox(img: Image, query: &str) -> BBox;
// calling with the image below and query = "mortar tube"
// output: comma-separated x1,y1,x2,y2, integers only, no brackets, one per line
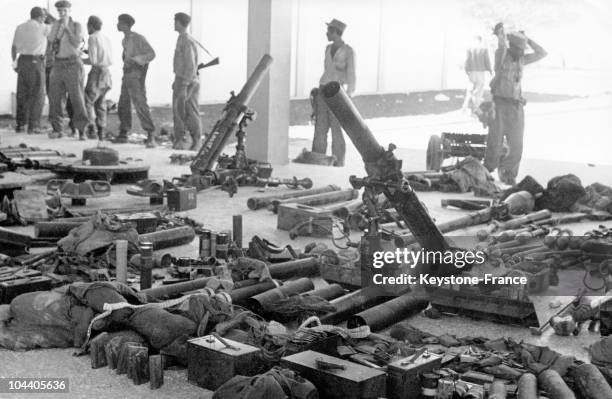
141,277,213,299
229,280,279,303
246,277,314,313
270,189,359,213
35,221,84,238
139,226,195,250
346,293,428,332
232,215,243,249
247,184,340,210
517,373,538,399
319,289,388,325
130,252,173,269
115,240,128,284
268,257,320,279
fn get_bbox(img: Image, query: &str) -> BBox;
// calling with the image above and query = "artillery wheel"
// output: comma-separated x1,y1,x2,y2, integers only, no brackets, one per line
426,134,443,171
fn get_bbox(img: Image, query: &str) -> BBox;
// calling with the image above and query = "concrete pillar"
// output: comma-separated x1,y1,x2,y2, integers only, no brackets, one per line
246,0,291,165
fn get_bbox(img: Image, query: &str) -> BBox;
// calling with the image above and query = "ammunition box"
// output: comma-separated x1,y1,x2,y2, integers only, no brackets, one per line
386,352,442,399
187,335,261,390
167,187,197,212
1,276,53,304
280,350,386,399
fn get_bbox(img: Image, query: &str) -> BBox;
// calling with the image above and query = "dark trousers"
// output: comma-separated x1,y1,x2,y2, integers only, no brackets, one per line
483,98,525,184
312,89,345,165
48,58,88,133
118,68,155,136
45,67,74,132
172,78,202,143
16,55,45,131
85,67,111,139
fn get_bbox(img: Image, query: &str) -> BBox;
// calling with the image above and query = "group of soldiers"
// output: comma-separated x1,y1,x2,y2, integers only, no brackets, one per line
11,1,202,150
12,3,547,185
310,19,547,186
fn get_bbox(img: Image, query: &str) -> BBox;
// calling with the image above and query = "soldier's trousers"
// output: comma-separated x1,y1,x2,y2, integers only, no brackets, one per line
483,98,525,184
15,55,45,131
172,78,202,143
46,67,74,132
48,58,89,133
85,66,111,138
312,89,345,166
118,68,155,136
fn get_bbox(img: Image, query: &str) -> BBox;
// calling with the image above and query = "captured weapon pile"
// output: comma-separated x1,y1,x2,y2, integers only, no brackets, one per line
171,54,311,197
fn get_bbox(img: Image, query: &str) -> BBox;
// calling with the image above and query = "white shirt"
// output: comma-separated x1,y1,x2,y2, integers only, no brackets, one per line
88,31,112,67
12,19,49,56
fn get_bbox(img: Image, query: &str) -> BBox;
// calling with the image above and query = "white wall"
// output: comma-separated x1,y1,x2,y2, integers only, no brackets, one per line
1,0,611,114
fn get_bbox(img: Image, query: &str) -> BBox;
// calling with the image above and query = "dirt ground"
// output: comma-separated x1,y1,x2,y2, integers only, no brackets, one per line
0,91,611,398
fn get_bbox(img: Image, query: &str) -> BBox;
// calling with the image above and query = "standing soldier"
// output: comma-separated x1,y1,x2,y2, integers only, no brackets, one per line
115,14,156,147
11,7,49,134
461,35,492,113
311,18,355,167
484,23,547,185
47,0,89,140
83,16,112,141
172,12,202,151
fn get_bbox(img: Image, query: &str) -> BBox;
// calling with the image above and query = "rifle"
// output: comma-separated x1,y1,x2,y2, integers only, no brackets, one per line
197,57,220,71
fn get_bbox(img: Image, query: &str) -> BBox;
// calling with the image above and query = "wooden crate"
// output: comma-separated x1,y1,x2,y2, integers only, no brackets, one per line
280,350,386,399
386,352,442,399
187,335,261,391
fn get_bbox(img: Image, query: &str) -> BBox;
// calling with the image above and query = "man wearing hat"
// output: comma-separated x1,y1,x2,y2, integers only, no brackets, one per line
172,12,202,151
11,7,50,134
311,18,355,167
47,0,90,140
83,16,112,141
116,13,157,147
484,23,547,185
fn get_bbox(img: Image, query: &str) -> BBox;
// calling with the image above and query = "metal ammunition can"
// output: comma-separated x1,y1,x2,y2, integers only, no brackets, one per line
420,372,439,398
198,229,212,258
216,233,229,260
139,241,154,290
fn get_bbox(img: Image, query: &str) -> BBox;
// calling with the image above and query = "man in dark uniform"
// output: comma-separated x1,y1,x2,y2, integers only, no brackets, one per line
47,0,89,140
116,14,157,148
11,7,49,134
83,16,112,141
172,12,202,151
484,23,547,185
311,18,356,167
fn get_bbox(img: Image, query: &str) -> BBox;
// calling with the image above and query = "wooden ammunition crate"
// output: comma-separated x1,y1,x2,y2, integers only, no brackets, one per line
280,350,386,399
0,276,53,304
187,335,261,391
277,204,333,236
386,352,442,399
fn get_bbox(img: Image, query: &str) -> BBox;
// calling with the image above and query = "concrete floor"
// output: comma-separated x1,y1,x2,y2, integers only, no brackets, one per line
0,98,611,398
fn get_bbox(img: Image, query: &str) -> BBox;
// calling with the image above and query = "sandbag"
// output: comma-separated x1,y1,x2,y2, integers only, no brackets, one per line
128,305,197,349
574,183,612,213
68,282,147,327
0,291,74,350
537,174,585,212
213,367,317,399
500,175,545,202
446,156,499,196
58,212,139,255
590,336,612,367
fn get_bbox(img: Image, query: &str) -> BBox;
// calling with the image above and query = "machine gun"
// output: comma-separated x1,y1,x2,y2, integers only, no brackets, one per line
174,54,311,196
321,82,452,280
